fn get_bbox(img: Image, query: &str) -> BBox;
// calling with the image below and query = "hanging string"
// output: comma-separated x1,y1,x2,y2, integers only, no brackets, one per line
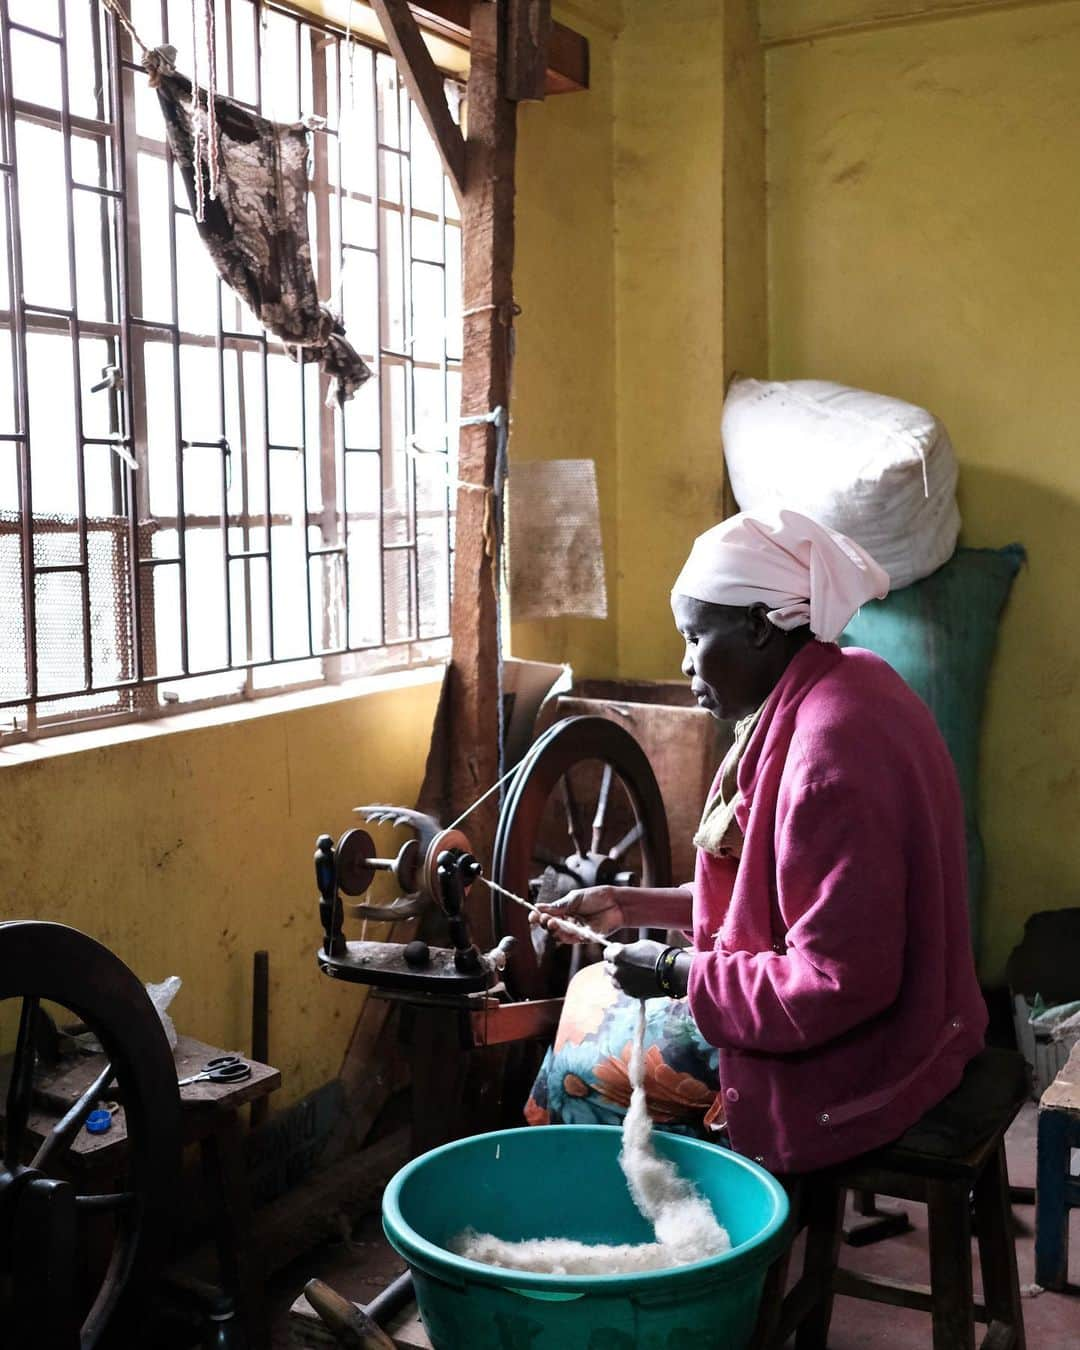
479,875,609,947
344,0,356,107
101,0,149,54
190,0,205,221
204,0,220,202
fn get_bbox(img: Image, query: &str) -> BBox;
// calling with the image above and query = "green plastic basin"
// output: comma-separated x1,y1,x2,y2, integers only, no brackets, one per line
382,1125,791,1349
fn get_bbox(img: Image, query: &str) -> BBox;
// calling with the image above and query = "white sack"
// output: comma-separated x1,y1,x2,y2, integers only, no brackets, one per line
721,378,960,591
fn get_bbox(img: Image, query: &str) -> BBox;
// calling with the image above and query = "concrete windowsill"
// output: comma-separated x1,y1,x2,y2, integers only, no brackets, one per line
0,663,447,768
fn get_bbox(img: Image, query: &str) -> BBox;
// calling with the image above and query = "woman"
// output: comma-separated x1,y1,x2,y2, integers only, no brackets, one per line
532,510,987,1174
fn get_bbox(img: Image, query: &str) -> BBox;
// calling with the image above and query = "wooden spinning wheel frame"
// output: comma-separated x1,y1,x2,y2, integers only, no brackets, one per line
0,922,182,1350
491,716,672,1001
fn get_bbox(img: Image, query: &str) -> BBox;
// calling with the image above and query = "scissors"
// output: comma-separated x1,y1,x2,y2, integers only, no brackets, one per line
177,1055,252,1088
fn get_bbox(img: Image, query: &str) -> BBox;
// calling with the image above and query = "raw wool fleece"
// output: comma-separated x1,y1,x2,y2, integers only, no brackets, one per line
453,1002,730,1275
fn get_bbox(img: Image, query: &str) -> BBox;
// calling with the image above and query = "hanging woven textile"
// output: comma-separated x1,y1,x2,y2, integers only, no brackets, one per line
144,47,372,405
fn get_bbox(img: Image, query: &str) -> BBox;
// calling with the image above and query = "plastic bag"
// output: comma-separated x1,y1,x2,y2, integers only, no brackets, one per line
146,976,182,1051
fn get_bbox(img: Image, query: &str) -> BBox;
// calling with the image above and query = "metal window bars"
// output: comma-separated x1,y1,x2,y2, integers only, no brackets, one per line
0,0,460,741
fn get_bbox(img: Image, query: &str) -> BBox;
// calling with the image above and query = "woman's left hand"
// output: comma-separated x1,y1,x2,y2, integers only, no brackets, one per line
603,939,671,999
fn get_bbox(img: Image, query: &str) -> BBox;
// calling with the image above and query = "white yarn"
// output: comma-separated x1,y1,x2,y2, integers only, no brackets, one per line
454,1002,730,1274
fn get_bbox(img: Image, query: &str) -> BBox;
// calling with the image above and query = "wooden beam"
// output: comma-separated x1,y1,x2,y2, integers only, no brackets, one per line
409,1,587,92
506,0,552,102
447,0,518,949
369,0,466,202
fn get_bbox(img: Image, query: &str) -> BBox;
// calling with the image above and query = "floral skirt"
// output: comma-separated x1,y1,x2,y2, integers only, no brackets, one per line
524,962,726,1136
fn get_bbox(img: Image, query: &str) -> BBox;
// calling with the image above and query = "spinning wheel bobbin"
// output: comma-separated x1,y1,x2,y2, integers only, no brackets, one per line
334,826,475,908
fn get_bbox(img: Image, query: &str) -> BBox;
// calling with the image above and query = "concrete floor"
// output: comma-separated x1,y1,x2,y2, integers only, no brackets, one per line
269,1102,1080,1347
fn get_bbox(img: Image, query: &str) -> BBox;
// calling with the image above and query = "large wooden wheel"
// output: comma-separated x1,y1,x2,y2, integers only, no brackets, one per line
0,922,183,1349
491,716,671,1000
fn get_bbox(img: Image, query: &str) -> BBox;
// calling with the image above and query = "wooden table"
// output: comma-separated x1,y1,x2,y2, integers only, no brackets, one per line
1035,1037,1080,1289
2,1033,281,1346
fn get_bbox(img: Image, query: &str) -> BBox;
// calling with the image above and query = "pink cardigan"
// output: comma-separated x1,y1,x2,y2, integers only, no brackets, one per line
687,640,987,1174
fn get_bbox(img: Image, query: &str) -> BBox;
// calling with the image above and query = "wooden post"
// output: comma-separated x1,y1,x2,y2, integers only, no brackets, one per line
446,0,520,949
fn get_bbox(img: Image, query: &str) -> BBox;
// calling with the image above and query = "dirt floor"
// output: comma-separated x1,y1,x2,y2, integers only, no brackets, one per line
268,1101,1080,1348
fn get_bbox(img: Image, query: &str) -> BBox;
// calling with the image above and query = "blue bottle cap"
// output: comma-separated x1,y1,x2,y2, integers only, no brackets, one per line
85,1109,113,1134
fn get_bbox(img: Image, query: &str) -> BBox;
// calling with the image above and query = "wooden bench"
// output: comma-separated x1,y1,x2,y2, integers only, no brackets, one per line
1035,1038,1080,1290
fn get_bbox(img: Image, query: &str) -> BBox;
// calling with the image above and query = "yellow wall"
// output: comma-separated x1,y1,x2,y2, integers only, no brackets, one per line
766,0,1080,980
0,674,442,1105
514,2,767,683
510,1,622,676
610,0,765,681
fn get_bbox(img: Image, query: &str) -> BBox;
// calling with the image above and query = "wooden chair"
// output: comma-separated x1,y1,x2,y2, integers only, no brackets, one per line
752,1047,1030,1350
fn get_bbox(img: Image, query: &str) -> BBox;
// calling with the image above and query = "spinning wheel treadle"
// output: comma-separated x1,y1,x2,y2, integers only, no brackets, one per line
491,716,672,1000
0,921,182,1350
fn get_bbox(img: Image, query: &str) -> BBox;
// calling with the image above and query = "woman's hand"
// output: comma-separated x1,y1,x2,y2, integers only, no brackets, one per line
530,886,627,945
604,940,692,1000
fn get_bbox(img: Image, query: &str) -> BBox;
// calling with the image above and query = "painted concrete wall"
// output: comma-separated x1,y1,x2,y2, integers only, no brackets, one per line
0,674,442,1104
613,1,767,682
766,0,1080,981
515,1,767,685
511,1,622,677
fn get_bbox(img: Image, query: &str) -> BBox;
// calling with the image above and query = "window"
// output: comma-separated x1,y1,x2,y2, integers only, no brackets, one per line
0,0,462,741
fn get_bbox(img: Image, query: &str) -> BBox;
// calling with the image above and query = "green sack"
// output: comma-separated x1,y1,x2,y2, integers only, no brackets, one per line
841,545,1025,959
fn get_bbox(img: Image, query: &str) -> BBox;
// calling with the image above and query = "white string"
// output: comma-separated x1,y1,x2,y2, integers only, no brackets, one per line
205,0,220,202
443,757,525,832
479,875,608,947
101,0,149,53
190,0,205,222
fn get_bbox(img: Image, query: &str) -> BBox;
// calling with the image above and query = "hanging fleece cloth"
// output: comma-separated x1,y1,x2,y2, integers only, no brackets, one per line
145,49,371,404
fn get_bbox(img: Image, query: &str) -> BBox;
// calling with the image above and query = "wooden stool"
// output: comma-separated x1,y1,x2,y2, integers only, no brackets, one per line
754,1047,1030,1350
1035,1038,1080,1290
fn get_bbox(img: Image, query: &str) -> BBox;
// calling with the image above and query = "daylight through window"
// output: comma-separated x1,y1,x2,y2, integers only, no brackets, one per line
0,0,462,741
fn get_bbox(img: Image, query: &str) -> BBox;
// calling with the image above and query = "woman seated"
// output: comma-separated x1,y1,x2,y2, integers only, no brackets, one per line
528,510,987,1174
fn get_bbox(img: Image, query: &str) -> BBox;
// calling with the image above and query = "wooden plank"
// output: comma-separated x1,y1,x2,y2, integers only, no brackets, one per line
506,0,552,102
469,996,563,1045
832,1268,990,1322
409,1,587,93
291,1292,432,1349
253,1126,408,1269
282,1,588,94
446,0,518,952
369,0,466,202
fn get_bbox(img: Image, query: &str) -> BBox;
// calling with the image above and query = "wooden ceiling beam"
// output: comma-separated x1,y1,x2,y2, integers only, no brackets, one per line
409,1,587,93
369,0,467,201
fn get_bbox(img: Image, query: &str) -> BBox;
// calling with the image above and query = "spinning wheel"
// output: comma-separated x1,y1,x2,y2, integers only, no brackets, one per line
0,922,182,1350
492,716,672,1000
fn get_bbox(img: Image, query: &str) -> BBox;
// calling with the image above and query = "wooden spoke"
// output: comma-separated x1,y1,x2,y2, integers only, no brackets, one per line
608,821,643,862
560,773,589,858
75,1192,136,1215
31,1061,115,1171
492,717,671,999
591,763,614,854
4,995,40,1169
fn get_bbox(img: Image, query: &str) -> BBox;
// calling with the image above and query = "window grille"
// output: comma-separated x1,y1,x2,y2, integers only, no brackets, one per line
0,0,462,741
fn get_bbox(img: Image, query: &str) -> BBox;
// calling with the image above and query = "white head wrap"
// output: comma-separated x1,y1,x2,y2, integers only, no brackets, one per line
671,509,890,643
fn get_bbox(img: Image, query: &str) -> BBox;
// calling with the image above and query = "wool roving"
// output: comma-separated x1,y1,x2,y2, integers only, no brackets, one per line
453,1001,730,1274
